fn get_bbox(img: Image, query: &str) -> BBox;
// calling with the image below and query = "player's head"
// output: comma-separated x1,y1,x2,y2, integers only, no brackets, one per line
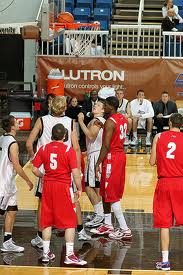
92,100,105,116
169,113,183,129
51,123,67,141
50,96,66,116
161,91,169,104
105,96,119,114
90,90,98,102
116,89,124,101
137,89,145,101
1,115,18,133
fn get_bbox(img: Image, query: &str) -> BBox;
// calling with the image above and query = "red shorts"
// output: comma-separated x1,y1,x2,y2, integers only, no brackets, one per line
153,178,183,228
100,152,126,202
41,180,77,229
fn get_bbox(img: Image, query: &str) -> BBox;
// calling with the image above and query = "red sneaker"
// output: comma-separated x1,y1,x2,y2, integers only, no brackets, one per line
90,224,114,235
64,253,87,265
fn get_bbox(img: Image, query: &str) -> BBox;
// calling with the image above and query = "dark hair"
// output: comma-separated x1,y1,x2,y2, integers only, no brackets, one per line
51,123,66,141
98,98,106,105
169,113,183,129
46,93,56,103
162,91,169,95
137,89,144,95
1,115,15,133
106,96,119,111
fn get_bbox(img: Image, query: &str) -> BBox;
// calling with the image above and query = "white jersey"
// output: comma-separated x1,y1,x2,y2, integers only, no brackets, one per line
117,98,128,115
86,116,105,155
0,135,17,196
37,114,72,150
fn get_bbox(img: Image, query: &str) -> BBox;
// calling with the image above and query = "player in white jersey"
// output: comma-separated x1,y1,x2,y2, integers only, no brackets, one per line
0,116,33,253
78,100,105,228
26,96,90,247
115,89,132,146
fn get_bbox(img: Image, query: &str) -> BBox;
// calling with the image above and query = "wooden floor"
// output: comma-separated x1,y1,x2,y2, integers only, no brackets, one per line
16,154,157,213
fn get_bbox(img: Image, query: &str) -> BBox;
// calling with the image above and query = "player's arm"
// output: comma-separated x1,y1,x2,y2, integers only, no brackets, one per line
71,120,81,169
26,118,42,159
78,113,101,141
149,134,159,166
32,147,44,178
9,143,33,191
72,168,82,201
95,119,115,178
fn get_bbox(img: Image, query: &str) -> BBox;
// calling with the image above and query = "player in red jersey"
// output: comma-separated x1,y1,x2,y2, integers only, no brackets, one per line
93,96,132,240
32,123,87,266
150,113,183,271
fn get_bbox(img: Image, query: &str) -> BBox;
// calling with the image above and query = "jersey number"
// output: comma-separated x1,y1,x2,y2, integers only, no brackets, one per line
120,123,127,139
50,153,58,170
166,142,176,159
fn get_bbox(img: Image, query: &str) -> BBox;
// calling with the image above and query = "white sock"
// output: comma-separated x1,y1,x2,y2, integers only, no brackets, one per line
66,242,74,256
43,240,50,254
104,213,112,226
111,201,128,230
4,232,12,236
162,250,169,262
94,201,104,216
133,132,137,139
147,132,151,138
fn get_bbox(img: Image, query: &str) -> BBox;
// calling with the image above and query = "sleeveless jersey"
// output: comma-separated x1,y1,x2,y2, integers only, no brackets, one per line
86,116,106,155
0,134,17,196
156,130,183,178
117,98,128,115
37,115,72,150
107,113,128,153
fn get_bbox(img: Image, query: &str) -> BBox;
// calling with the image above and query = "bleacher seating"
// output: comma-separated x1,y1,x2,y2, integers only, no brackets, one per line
93,8,111,30
65,0,74,13
73,7,91,22
76,0,93,11
96,0,113,15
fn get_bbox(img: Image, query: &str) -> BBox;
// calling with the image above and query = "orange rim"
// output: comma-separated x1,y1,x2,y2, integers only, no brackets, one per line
50,22,100,31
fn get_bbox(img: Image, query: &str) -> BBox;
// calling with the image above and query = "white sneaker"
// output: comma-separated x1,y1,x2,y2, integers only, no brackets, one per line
42,251,55,263
1,238,24,253
31,235,43,249
130,137,138,146
78,229,91,241
90,224,114,235
86,213,97,221
85,215,104,228
145,137,151,146
64,253,87,265
124,135,130,146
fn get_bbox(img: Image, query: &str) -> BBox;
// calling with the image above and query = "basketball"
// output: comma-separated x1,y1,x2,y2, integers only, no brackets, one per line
57,12,74,24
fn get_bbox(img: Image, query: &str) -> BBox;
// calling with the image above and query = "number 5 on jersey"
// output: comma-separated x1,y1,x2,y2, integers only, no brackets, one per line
50,153,58,170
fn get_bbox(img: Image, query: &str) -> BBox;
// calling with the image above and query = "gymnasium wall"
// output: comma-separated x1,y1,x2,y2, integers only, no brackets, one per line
37,56,183,101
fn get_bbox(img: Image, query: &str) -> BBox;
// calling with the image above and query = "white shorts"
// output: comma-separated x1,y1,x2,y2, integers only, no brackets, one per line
35,165,45,198
0,193,17,215
85,151,101,188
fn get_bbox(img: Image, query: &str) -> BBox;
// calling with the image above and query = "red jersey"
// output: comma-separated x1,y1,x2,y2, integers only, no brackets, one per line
156,130,183,178
107,113,128,152
32,141,77,184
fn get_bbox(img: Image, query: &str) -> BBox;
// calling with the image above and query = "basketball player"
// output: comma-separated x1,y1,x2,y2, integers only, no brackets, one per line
115,89,132,146
26,96,90,248
0,116,33,252
78,100,105,228
150,113,183,271
32,123,87,265
93,96,132,240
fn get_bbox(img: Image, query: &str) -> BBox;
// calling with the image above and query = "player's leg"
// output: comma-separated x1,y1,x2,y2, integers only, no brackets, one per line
124,117,132,145
31,198,43,248
64,228,87,265
146,117,153,146
42,226,55,263
75,200,91,241
130,118,138,145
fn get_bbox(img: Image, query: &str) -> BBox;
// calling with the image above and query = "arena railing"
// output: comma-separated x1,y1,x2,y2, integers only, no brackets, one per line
162,31,183,59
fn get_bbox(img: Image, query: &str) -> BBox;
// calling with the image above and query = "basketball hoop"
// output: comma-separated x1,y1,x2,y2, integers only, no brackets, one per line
49,22,100,56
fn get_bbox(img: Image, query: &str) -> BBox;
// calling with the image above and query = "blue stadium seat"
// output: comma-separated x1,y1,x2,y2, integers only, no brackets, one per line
178,9,183,18
65,6,73,14
174,0,183,7
99,20,109,30
96,0,113,15
73,8,91,22
94,8,111,20
65,0,74,12
76,0,93,11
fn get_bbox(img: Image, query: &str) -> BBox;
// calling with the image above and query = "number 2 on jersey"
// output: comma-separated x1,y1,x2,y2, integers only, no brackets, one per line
166,142,176,159
50,153,58,170
120,123,127,140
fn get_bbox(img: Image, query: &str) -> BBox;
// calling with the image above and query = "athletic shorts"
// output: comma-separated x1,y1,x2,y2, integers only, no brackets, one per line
35,165,45,198
153,178,183,228
100,152,126,203
85,151,100,188
0,193,18,215
41,180,77,229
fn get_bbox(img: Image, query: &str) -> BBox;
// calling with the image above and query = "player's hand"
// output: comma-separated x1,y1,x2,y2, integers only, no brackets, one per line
78,112,85,122
75,190,82,202
95,164,101,180
26,180,34,191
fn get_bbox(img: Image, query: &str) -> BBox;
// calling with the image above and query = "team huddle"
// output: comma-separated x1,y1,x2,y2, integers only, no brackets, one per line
0,92,183,270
